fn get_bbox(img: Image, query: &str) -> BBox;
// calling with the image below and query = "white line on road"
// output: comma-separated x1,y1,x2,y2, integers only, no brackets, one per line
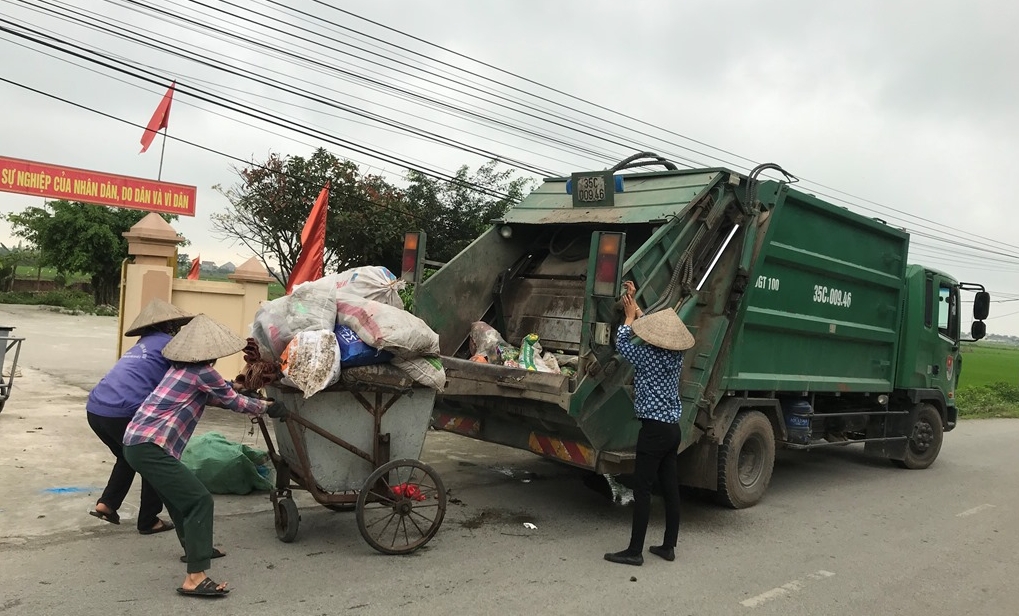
956,504,996,517
741,570,836,608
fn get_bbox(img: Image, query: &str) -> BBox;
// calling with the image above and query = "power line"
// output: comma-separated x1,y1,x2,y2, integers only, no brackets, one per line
0,75,454,229
6,0,1019,274
320,3,1019,257
0,17,520,198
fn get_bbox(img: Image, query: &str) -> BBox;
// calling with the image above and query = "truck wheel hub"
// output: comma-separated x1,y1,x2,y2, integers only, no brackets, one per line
912,421,934,451
738,437,765,487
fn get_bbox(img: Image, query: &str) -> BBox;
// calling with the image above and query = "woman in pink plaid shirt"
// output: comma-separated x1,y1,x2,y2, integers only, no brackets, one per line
124,314,285,598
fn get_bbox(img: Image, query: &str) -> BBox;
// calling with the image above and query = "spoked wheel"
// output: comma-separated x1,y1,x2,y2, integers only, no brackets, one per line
356,458,446,554
274,497,300,543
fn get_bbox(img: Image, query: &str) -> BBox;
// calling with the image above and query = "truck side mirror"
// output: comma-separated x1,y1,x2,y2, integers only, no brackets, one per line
971,320,986,341
973,291,990,320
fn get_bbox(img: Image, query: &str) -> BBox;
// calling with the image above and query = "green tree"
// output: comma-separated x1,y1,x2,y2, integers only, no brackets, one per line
4,201,171,305
176,252,192,278
212,148,412,286
404,160,533,263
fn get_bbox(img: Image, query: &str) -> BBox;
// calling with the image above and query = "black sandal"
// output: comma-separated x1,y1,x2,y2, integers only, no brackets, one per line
88,509,120,525
176,577,229,597
139,519,175,535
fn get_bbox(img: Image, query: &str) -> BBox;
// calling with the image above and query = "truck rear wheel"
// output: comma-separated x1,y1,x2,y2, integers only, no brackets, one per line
717,410,775,509
893,403,943,470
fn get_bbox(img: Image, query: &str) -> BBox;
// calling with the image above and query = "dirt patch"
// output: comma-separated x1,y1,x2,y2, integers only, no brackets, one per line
461,507,536,529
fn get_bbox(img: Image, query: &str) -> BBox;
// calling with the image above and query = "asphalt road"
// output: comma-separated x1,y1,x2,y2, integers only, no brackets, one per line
1,304,1017,616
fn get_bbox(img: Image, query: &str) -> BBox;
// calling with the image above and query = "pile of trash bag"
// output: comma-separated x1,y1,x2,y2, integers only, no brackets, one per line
247,266,445,397
467,321,577,377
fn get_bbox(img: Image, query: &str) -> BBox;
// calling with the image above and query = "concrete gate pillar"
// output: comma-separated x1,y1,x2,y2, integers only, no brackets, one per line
119,213,180,356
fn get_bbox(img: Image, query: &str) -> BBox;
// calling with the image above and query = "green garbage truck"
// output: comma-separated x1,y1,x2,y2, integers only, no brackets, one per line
402,153,991,508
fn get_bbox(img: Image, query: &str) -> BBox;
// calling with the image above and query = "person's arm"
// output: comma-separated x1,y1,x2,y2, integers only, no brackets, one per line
197,364,269,415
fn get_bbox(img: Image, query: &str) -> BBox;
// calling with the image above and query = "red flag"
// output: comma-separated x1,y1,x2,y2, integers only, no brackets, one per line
140,81,175,153
187,255,200,280
286,183,329,294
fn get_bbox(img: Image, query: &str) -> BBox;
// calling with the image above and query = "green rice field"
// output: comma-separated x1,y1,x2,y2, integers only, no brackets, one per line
959,343,1019,387
956,342,1019,418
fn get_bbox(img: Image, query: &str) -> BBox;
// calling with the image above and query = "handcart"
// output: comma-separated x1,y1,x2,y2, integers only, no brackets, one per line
254,363,446,554
0,326,25,415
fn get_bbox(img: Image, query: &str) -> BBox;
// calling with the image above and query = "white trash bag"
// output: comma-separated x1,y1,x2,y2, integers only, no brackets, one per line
392,356,446,391
279,329,342,398
333,266,406,309
252,279,337,356
335,296,440,358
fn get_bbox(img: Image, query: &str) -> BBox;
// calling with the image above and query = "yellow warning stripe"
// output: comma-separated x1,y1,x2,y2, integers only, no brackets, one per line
528,432,595,467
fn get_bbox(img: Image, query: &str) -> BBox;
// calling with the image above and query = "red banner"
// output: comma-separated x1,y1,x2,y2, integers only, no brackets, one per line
0,155,196,216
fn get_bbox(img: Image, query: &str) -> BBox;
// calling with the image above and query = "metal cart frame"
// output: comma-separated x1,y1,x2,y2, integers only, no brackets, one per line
253,379,446,554
0,326,25,415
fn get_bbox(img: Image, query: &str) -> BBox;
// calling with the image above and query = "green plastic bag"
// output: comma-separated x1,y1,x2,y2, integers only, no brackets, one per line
181,432,274,495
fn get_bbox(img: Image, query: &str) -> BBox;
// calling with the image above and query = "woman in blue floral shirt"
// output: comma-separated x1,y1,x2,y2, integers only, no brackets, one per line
605,281,694,567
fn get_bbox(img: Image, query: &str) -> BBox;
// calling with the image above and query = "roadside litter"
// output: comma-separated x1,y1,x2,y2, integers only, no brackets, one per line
467,321,576,377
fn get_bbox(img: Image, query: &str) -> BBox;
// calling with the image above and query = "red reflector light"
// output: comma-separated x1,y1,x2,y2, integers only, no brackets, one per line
593,233,622,297
402,232,420,282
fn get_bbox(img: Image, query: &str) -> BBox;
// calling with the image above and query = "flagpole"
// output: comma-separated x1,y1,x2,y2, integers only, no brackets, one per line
157,126,168,181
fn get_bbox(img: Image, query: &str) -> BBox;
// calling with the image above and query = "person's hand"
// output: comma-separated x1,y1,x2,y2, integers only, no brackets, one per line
265,400,288,419
622,280,636,298
622,293,638,323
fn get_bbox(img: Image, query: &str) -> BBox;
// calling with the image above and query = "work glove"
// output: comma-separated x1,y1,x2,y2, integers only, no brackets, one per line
265,400,288,419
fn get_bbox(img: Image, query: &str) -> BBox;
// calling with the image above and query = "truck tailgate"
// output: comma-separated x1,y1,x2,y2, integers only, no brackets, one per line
440,356,570,408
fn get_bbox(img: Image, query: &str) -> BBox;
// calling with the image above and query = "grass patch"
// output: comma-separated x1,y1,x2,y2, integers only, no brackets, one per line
0,289,100,313
959,342,1019,387
957,343,1019,417
13,266,89,284
956,382,1019,418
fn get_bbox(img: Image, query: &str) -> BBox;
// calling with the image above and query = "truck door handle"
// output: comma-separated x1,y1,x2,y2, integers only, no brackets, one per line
931,364,940,376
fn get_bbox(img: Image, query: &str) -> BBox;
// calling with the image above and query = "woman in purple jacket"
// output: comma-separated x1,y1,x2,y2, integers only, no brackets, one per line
86,298,193,533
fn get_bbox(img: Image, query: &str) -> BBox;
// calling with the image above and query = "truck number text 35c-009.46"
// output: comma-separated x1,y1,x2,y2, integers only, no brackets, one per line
813,285,852,308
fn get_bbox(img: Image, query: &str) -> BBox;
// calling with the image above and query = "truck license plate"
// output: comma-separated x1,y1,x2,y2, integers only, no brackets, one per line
576,175,606,202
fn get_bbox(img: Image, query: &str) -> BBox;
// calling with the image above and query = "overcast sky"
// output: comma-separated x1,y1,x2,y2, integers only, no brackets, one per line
2,0,1018,334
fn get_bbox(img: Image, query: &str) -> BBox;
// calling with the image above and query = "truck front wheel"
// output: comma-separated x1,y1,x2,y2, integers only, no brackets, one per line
716,410,775,509
893,403,943,470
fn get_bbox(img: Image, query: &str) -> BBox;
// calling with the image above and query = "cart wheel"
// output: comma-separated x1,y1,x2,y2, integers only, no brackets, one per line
356,459,446,555
275,498,300,543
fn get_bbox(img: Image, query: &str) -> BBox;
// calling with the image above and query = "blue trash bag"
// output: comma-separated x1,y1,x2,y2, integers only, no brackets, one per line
334,323,393,367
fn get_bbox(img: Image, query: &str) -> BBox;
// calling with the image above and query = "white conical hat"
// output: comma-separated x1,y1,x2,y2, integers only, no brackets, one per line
124,298,194,337
161,314,246,362
631,309,695,351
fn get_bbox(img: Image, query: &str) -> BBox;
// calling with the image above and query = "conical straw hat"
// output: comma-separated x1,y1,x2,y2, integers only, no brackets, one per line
161,314,247,362
631,309,695,351
124,298,194,337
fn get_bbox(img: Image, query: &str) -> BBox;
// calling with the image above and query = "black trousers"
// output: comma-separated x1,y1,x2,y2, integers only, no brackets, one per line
628,418,681,552
87,412,164,531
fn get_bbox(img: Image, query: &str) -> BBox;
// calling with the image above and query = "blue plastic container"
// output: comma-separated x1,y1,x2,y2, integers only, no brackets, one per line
781,399,813,445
